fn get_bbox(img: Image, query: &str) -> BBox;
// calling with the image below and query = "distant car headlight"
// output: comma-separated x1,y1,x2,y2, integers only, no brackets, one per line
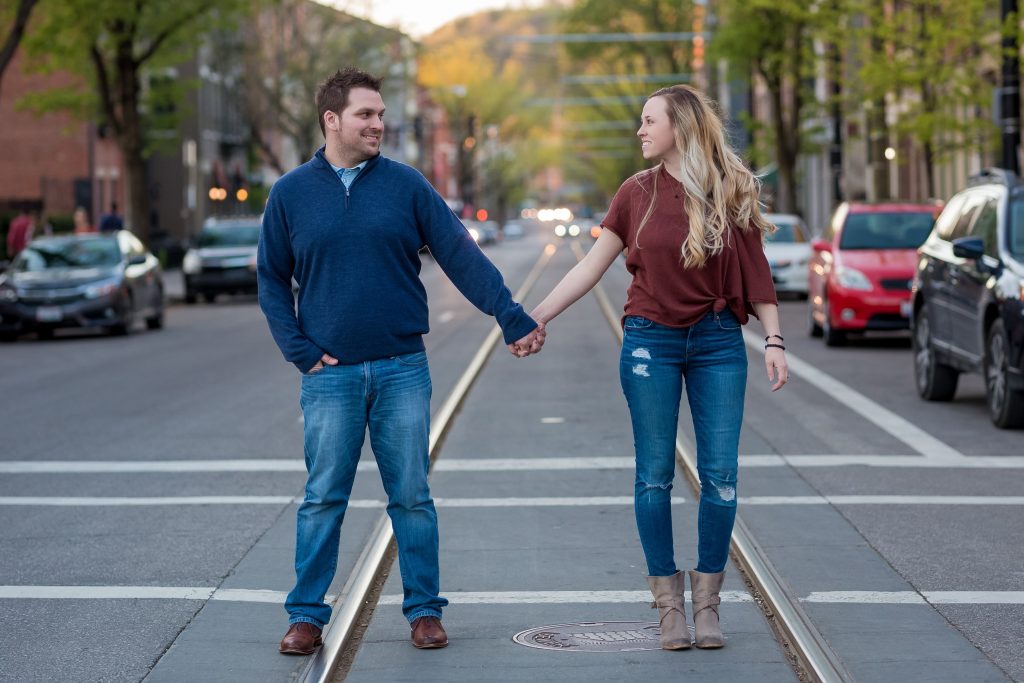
84,279,120,299
568,224,581,237
182,250,202,274
469,228,480,242
835,266,873,291
554,224,567,237
0,286,17,302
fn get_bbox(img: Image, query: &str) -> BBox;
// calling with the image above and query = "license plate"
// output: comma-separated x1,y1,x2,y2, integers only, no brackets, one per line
899,301,913,318
36,306,63,322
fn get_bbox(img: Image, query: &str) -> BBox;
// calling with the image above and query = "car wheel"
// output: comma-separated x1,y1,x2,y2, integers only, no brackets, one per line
913,306,958,401
109,296,134,336
146,310,164,330
0,331,16,343
201,292,217,304
984,318,1024,428
808,302,823,338
37,328,54,340
822,300,845,347
184,289,197,304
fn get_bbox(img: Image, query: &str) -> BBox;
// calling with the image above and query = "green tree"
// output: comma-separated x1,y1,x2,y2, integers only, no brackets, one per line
559,0,697,204
850,0,999,198
20,0,248,241
713,0,837,214
0,0,39,103
232,0,410,175
420,9,560,218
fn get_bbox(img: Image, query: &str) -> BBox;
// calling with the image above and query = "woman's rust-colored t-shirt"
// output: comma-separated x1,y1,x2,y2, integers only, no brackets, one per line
602,165,777,328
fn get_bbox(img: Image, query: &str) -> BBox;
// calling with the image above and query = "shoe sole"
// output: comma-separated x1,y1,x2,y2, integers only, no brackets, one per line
279,638,323,655
412,640,449,649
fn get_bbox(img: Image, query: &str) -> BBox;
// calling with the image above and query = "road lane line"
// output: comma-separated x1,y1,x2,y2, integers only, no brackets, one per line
741,328,965,460
377,590,755,605
433,496,686,507
4,453,1024,474
0,496,300,506
804,592,1024,605
742,495,1024,505
5,585,1019,606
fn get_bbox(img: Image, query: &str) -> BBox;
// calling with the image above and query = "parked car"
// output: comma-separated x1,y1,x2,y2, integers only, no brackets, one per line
0,231,164,340
182,216,261,303
763,213,812,298
465,220,501,246
808,201,938,346
911,168,1024,428
502,220,525,239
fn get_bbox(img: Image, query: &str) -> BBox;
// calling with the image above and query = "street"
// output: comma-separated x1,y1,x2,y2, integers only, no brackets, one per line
1,230,1022,682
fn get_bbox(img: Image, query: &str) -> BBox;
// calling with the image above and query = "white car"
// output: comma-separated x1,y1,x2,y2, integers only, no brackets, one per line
763,213,811,298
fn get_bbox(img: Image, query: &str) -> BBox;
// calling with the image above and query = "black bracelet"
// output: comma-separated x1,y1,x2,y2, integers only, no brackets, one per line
765,334,784,342
765,343,786,350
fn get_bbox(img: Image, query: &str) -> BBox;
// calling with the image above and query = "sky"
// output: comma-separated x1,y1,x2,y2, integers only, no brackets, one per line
327,0,552,38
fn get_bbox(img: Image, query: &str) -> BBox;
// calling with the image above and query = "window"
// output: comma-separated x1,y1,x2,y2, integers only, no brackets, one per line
838,212,936,250
972,199,999,258
933,193,966,240
949,195,986,242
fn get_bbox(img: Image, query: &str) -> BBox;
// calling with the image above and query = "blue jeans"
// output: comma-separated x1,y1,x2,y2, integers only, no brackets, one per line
286,350,448,627
619,310,747,576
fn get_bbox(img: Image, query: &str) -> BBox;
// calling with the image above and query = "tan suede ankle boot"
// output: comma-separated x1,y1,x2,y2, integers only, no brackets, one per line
646,571,691,650
688,569,725,648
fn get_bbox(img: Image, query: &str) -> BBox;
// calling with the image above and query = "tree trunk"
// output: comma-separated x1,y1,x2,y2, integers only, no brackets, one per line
0,0,38,103
867,99,891,200
922,140,936,199
117,45,150,242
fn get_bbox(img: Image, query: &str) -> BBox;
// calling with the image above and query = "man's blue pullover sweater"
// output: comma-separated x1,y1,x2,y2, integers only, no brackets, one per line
258,149,536,372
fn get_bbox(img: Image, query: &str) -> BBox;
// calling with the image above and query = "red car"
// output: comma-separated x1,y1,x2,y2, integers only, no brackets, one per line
808,202,938,346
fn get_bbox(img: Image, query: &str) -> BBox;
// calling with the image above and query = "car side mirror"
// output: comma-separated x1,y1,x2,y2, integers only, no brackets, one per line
951,236,985,261
810,238,832,253
127,254,147,266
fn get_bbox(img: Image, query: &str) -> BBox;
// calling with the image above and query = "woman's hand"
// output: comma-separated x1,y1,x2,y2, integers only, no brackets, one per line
765,347,788,391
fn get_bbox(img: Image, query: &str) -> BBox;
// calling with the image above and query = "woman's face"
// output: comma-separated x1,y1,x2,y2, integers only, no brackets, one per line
637,96,676,163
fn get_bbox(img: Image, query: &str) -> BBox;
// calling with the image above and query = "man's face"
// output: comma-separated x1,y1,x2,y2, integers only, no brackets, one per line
328,87,385,163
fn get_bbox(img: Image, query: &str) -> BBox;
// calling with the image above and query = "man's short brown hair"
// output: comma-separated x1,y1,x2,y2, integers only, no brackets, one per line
315,68,384,137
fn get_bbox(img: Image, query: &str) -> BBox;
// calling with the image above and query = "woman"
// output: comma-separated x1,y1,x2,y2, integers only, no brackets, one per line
73,206,95,234
524,85,788,650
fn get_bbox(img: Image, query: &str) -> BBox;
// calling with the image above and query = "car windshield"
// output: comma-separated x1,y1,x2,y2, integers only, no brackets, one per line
766,220,806,243
198,224,260,247
1010,198,1024,257
839,212,934,250
14,238,121,271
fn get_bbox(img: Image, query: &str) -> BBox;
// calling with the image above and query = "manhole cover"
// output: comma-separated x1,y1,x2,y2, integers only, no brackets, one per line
513,621,695,652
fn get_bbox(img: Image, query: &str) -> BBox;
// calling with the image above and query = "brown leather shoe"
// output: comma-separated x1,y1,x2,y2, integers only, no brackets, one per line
279,622,323,655
410,616,448,649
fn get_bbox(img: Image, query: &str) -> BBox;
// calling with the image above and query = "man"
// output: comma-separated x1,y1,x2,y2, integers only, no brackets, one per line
98,202,123,232
258,67,544,655
5,210,35,259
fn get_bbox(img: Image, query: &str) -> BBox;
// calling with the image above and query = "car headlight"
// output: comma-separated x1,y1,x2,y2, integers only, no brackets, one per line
554,224,567,237
84,279,120,299
182,250,202,274
468,228,480,242
835,266,873,291
0,286,17,302
568,224,581,237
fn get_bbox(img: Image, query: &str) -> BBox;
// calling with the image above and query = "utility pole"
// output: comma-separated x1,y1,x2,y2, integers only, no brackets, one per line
1001,0,1020,174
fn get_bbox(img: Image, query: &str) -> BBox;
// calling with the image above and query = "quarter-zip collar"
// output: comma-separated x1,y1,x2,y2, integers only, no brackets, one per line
312,147,382,206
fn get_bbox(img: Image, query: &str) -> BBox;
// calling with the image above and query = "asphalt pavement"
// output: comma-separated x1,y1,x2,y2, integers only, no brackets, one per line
1,229,1021,682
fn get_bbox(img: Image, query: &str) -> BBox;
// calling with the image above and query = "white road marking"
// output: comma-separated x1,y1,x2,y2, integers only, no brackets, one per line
6,493,1024,507
437,311,456,324
377,590,754,605
433,496,686,507
742,495,1024,506
540,417,565,424
0,496,299,506
742,329,964,460
803,591,1024,605
0,586,334,603
741,455,1024,468
3,453,1024,475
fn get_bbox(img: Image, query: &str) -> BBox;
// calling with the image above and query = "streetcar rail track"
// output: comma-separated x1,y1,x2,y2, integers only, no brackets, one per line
578,240,853,683
299,243,557,683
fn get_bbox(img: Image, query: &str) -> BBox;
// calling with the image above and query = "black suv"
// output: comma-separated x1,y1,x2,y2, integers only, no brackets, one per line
911,168,1024,428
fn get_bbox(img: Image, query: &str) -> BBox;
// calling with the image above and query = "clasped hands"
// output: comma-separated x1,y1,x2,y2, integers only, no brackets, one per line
508,321,546,358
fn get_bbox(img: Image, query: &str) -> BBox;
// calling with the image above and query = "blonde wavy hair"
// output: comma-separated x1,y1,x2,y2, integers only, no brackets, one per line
634,85,772,269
